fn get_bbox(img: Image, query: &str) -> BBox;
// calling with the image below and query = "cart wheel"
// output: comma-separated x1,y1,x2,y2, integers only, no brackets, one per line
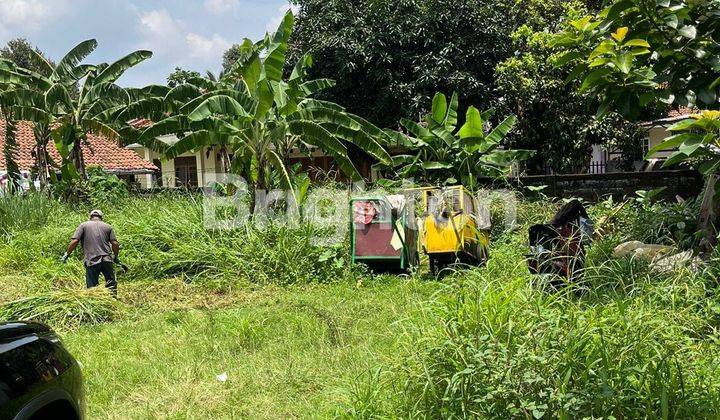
429,256,439,276
430,256,450,278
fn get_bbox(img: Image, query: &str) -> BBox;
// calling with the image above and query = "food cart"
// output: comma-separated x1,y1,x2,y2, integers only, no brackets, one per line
410,186,491,274
349,194,419,272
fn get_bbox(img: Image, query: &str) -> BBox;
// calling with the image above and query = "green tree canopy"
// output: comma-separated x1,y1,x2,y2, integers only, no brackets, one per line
167,67,202,88
553,0,720,119
288,0,515,128
0,38,54,77
496,9,643,174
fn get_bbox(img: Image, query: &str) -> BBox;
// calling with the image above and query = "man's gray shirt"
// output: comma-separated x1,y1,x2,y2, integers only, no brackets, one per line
72,220,117,266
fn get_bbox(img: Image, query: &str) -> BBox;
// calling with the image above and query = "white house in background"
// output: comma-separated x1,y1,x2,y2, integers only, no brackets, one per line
640,107,695,168
127,135,214,189
539,108,695,175
127,138,367,189
125,118,373,189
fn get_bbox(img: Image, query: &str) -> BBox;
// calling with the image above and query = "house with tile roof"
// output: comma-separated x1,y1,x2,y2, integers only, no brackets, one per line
571,108,697,175
0,119,157,184
640,107,695,165
126,117,374,189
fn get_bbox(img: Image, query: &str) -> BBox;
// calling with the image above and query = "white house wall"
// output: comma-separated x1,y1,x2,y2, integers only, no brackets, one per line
647,126,674,158
129,146,229,189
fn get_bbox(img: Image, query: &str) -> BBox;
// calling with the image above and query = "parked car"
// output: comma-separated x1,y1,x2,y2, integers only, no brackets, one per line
0,322,84,420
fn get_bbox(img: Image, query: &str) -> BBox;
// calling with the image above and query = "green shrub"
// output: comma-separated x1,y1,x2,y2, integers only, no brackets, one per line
85,167,129,206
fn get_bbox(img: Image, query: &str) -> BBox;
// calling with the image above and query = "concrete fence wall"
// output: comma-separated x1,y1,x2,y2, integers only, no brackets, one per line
480,170,704,202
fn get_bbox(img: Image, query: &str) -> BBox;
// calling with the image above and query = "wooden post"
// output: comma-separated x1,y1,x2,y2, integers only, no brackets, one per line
698,175,719,253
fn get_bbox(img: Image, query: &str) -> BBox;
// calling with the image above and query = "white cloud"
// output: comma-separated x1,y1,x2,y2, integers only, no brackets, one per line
266,2,299,32
186,33,231,61
135,7,230,73
0,0,66,31
138,9,183,40
204,0,239,15
136,9,184,56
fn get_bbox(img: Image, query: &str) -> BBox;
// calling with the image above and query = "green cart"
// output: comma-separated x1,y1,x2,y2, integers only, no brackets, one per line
349,195,419,272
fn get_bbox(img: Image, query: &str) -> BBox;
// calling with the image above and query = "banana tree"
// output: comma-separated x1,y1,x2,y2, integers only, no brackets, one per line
386,92,532,188
0,60,25,192
126,12,391,211
0,40,152,182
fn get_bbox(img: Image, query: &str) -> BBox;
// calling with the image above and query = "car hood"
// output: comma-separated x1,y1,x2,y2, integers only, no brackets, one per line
0,321,52,341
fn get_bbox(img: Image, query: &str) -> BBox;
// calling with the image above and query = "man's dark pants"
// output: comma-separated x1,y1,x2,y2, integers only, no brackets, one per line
85,261,117,295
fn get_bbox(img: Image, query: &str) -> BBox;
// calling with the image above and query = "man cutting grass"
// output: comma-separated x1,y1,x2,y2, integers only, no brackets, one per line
61,210,121,296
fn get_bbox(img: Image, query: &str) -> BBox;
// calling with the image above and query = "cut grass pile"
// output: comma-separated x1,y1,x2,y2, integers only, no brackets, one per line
0,287,121,330
1,191,720,418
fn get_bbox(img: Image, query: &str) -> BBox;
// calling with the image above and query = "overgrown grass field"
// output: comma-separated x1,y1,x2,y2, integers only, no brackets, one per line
2,191,720,418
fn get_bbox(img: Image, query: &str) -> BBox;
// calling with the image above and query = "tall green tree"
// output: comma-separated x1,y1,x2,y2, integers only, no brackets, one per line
288,0,515,128
554,0,720,248
167,67,201,88
495,1,644,173
0,38,54,77
128,12,390,211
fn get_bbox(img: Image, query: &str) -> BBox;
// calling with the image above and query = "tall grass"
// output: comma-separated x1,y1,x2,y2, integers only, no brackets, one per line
0,192,56,241
2,189,720,417
342,196,720,418
0,193,355,292
394,269,720,418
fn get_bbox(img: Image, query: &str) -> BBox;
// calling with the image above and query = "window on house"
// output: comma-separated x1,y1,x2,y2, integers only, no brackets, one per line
174,156,198,188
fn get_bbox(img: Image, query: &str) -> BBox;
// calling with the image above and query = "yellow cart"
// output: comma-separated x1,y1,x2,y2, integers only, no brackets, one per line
409,186,490,275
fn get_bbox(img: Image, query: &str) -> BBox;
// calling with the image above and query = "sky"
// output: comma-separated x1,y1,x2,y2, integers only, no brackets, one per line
0,0,297,87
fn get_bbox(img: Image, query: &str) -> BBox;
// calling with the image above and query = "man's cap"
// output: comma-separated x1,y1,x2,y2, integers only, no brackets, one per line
89,209,104,219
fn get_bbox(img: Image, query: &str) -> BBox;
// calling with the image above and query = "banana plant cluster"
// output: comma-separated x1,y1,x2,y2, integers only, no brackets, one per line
386,92,532,188
0,39,152,185
123,11,391,202
0,62,23,191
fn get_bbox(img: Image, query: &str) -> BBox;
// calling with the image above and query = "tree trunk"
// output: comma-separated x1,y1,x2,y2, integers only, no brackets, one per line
697,174,719,253
70,138,87,180
33,123,51,189
2,112,22,193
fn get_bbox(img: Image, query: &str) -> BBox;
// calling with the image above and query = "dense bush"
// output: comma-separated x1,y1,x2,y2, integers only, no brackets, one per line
85,167,129,206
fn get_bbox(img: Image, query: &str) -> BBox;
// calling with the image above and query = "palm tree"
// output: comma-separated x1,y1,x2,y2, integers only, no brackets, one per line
0,40,152,183
124,12,391,211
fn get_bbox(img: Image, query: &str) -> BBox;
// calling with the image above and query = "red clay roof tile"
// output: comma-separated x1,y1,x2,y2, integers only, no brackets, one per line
0,119,157,174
